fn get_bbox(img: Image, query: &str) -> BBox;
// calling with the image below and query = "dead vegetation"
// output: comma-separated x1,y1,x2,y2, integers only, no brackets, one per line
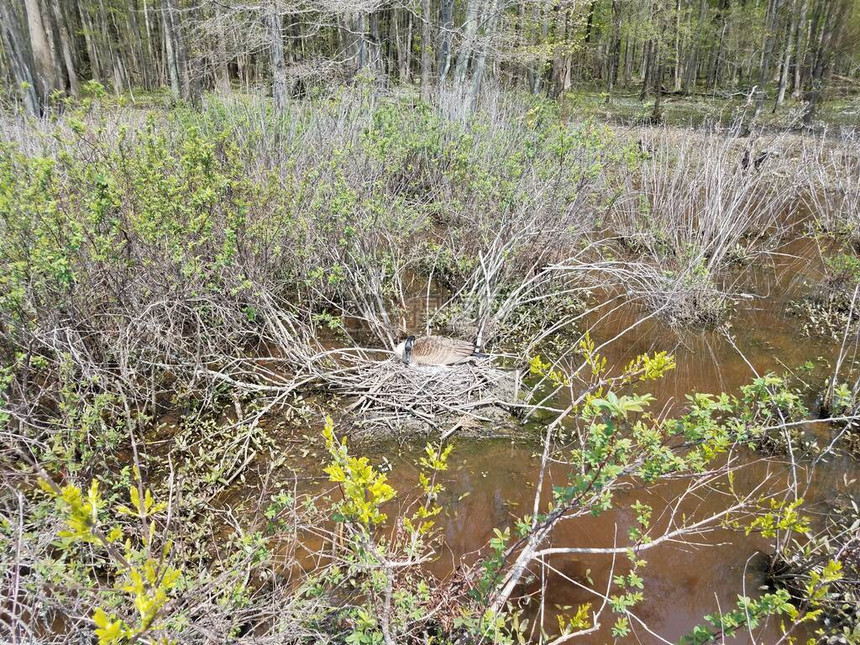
803,131,860,247
3,87,860,645
332,358,518,437
599,126,800,329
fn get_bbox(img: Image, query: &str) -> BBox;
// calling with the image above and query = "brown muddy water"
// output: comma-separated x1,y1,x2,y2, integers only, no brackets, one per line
170,237,859,643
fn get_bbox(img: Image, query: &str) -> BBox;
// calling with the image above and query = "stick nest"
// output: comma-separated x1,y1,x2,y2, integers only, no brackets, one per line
321,355,519,437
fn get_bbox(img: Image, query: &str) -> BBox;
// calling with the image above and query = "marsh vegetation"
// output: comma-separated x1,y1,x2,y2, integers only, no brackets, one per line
2,0,860,643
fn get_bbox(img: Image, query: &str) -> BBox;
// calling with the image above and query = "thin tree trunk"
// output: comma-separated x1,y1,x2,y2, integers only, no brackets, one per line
108,4,131,94
469,0,499,107
404,11,412,81
161,0,180,98
606,0,621,101
624,38,633,85
792,0,808,97
213,5,230,92
24,0,59,105
393,9,405,82
640,39,652,99
79,0,101,83
775,0,797,107
267,10,287,111
143,0,156,85
356,12,367,70
0,0,40,115
684,0,706,93
175,0,195,103
708,0,730,90
584,0,597,43
369,10,382,75
419,0,432,100
754,0,781,117
673,0,682,91
50,0,79,95
126,0,148,90
533,2,549,93
651,1,665,120
455,0,480,86
386,9,397,78
803,0,849,125
438,0,454,86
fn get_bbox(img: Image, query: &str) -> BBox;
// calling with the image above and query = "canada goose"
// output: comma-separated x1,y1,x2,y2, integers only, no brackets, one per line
393,335,484,366
741,148,776,172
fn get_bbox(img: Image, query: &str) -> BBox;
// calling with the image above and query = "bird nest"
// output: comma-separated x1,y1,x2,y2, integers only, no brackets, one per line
323,356,519,438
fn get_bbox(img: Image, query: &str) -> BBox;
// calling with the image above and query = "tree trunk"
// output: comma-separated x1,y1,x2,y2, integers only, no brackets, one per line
24,0,59,105
39,0,66,90
584,0,597,43
79,0,101,83
803,0,849,125
404,11,412,81
369,10,382,75
419,0,433,100
143,0,157,86
455,0,480,86
652,58,663,120
775,0,797,107
177,0,197,104
791,0,807,97
754,0,781,117
684,0,707,93
534,1,549,93
213,5,230,92
0,0,40,115
267,10,287,111
673,0,682,92
126,0,149,90
552,6,573,97
161,0,180,98
606,0,622,101
708,0,730,90
469,0,499,108
624,38,633,85
438,0,454,86
639,39,652,99
393,9,404,82
50,0,78,95
356,12,367,70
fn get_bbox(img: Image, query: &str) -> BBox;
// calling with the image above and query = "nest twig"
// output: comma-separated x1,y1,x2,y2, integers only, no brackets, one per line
315,353,517,436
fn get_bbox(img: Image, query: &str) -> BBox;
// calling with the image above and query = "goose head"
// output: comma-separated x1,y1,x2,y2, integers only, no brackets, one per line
393,336,415,364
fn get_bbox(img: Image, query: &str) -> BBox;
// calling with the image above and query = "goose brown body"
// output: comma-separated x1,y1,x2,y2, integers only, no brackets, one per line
394,335,479,366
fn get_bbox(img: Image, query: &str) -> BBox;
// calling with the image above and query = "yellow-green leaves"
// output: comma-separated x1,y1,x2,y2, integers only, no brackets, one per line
528,354,569,387
93,608,124,644
323,417,395,528
579,331,607,378
419,443,453,473
741,498,811,539
88,559,182,645
407,442,453,536
39,478,104,543
117,485,166,518
588,392,654,420
623,351,676,382
123,562,181,630
806,559,843,607
39,476,181,644
557,602,592,634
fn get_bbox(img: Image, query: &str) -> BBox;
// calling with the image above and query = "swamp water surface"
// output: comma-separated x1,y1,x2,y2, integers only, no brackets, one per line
165,237,858,643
